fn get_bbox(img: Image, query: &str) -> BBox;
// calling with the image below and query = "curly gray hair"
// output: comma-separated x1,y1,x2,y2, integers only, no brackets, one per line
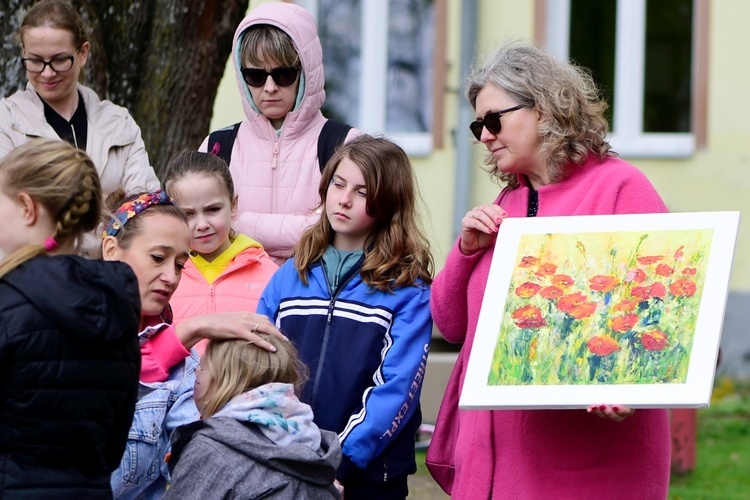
466,42,614,188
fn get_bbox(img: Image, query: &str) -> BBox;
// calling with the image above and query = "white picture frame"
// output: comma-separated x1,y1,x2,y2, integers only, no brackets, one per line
459,211,740,410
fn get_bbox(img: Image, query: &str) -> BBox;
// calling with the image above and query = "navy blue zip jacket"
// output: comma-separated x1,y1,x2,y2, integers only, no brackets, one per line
0,255,141,499
257,257,431,484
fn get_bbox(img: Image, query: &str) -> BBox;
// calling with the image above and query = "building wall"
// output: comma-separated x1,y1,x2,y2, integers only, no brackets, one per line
210,0,750,420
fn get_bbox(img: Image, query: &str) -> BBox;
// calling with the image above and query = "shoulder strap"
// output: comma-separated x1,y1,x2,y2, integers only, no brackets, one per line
317,120,352,172
207,122,241,166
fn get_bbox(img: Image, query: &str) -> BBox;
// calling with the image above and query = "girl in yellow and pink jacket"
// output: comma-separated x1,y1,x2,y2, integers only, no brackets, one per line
162,150,279,355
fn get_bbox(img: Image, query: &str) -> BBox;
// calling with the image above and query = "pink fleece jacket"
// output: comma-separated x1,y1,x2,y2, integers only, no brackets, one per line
426,156,672,499
200,3,358,265
169,245,278,323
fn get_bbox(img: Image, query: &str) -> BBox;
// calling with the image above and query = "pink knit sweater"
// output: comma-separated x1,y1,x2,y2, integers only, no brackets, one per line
426,156,672,499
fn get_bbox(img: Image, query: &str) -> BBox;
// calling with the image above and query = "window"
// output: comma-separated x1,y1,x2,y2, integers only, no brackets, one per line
543,0,705,157
298,0,445,155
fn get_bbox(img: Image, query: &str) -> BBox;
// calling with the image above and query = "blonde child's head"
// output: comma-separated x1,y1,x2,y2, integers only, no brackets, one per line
294,135,434,292
162,151,238,261
196,334,308,419
0,138,101,277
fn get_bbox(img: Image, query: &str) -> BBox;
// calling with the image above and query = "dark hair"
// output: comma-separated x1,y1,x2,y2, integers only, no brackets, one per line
20,0,87,48
162,150,235,200
294,135,433,292
103,189,187,250
162,150,237,240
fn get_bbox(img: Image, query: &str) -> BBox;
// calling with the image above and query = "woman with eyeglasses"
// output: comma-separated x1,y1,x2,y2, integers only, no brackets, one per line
200,2,359,265
0,0,159,254
426,42,671,499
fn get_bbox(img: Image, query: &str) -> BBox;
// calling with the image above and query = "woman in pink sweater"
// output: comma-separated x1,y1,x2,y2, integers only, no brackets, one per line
426,42,671,499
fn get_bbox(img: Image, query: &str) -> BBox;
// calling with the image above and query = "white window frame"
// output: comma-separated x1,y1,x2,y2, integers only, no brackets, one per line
297,0,434,156
546,0,695,158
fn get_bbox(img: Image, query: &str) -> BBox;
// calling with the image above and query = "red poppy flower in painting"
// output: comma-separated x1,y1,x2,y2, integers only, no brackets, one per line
540,286,564,300
655,264,674,277
570,302,597,319
613,299,639,312
551,274,575,288
519,256,540,268
587,336,620,356
682,267,697,276
589,275,619,293
674,245,685,259
631,282,667,300
512,305,547,329
641,329,668,351
611,314,638,332
650,282,667,298
669,279,698,298
557,292,597,319
515,281,542,298
637,255,664,265
557,292,587,312
535,262,558,277
625,268,647,283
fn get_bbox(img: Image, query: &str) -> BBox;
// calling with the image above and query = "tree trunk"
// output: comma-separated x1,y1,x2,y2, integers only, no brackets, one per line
0,0,249,177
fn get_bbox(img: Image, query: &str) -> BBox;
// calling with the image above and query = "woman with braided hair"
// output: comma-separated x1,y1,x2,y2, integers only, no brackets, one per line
0,138,141,498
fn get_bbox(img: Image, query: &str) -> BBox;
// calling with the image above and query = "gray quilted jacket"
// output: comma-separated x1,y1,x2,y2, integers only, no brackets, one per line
164,417,341,499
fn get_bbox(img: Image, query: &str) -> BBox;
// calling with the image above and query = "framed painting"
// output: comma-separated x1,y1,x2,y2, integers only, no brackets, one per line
459,211,740,410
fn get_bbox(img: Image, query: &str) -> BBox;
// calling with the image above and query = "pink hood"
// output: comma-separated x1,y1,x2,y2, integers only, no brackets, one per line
232,2,325,140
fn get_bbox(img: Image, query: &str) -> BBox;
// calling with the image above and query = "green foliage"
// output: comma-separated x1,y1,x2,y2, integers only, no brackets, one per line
669,388,750,499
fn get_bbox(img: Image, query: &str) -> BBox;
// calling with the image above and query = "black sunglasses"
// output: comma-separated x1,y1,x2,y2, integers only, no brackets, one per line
241,66,299,87
469,105,525,141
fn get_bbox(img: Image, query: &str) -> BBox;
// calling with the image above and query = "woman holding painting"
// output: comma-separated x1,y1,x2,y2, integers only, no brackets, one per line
426,42,671,499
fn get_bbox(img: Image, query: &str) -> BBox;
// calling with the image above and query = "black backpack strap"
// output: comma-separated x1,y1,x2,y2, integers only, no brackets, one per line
317,119,352,172
207,122,241,165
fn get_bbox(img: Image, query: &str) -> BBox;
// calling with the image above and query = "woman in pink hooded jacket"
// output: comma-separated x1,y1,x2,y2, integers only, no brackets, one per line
201,2,358,265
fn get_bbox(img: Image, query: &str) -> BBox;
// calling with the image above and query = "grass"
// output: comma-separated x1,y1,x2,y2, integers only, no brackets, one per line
409,378,750,499
668,379,750,499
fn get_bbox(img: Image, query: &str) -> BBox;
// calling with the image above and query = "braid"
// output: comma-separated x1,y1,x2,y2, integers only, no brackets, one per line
53,169,99,245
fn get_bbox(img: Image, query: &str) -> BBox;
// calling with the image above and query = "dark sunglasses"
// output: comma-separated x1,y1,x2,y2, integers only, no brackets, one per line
469,105,525,140
241,66,299,87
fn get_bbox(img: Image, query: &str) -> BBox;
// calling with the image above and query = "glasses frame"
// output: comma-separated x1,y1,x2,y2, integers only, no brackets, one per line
469,105,525,141
240,66,300,88
21,47,80,74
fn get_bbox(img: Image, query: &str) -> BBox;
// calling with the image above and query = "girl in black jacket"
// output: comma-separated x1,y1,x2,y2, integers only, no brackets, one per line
0,139,141,499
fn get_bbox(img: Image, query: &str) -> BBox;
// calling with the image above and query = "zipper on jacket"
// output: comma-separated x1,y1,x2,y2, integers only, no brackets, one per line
272,139,279,169
311,261,360,405
70,123,78,149
209,286,216,314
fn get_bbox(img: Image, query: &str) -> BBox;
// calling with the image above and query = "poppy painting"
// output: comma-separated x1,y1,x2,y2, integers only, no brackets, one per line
460,212,740,409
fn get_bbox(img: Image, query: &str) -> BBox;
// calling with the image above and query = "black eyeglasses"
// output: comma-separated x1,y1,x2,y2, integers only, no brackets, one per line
241,66,299,87
469,105,525,141
21,48,80,73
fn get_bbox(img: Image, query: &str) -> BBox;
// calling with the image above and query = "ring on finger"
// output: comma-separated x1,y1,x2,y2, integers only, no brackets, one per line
471,211,477,219
252,322,260,332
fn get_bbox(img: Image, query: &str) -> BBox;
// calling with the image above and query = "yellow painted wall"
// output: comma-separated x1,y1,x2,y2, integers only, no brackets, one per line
211,0,750,291
636,0,750,290
464,0,750,291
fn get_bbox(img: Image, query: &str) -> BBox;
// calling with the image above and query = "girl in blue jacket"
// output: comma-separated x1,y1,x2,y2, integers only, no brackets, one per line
257,135,434,500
